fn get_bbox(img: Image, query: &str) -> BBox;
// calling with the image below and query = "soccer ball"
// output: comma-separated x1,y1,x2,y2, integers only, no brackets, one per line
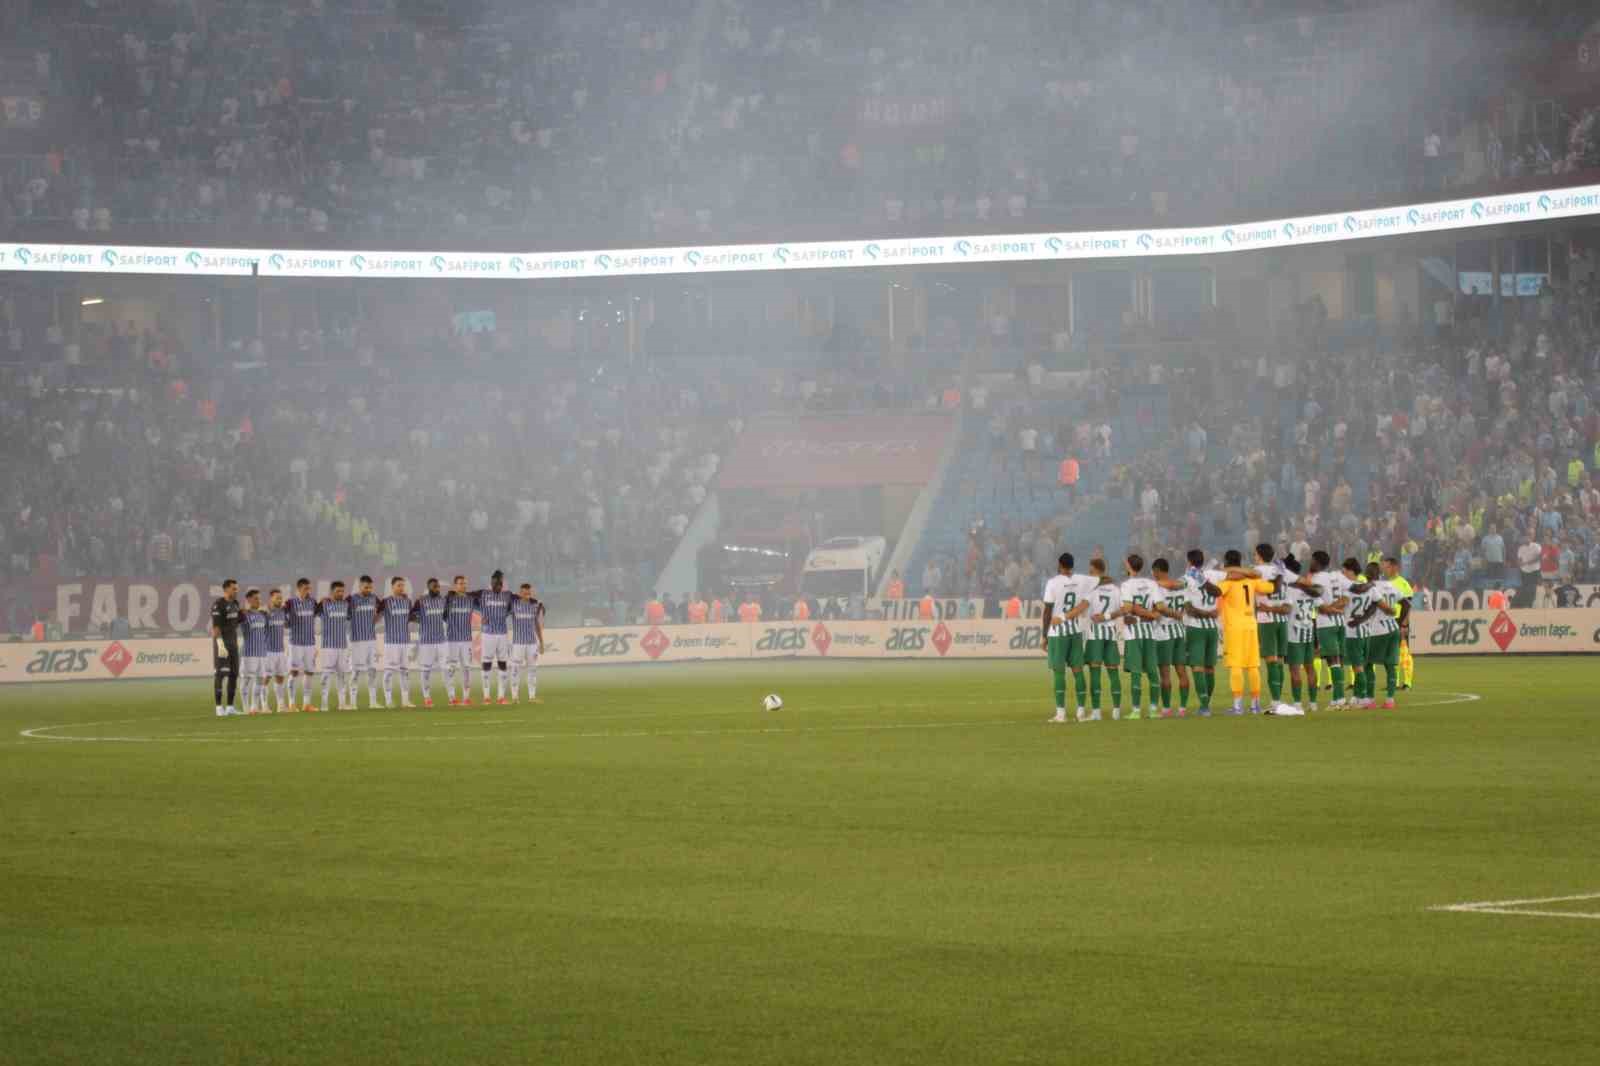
762,693,783,712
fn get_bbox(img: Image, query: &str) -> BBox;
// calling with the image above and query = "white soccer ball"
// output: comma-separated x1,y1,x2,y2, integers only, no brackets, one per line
762,693,783,712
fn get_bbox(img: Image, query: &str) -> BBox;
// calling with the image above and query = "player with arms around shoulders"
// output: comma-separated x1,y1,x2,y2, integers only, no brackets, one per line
444,575,477,706
474,570,515,705
510,583,546,704
1307,551,1351,708
347,575,381,709
1217,550,1277,715
1358,561,1404,710
211,578,242,717
1279,556,1322,711
318,580,354,712
1181,550,1226,717
1118,554,1164,720
1150,558,1191,717
411,578,451,708
380,576,416,708
263,589,291,713
1082,558,1124,720
1253,544,1293,705
1041,552,1098,723
1340,558,1375,707
286,577,321,712
1381,556,1415,690
238,589,269,715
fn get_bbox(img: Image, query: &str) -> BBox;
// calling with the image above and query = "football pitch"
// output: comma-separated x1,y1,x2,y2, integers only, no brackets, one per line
2,658,1596,1065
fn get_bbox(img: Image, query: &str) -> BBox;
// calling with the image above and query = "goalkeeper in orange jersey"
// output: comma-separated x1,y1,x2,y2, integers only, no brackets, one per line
1216,549,1279,715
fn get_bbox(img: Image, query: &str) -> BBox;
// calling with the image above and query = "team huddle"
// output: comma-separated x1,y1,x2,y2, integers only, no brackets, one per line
1040,546,1414,722
208,570,545,717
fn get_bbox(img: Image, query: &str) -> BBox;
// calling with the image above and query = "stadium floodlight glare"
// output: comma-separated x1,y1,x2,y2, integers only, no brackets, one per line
80,297,104,306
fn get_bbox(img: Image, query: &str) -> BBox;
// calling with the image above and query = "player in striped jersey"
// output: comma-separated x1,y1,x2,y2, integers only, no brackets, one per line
1253,545,1292,705
347,575,381,708
1150,558,1190,717
286,578,321,712
444,575,476,706
240,589,270,714
318,580,354,712
412,578,449,708
1280,556,1321,711
1083,558,1123,720
265,589,290,713
1118,554,1164,720
1040,553,1097,723
1340,559,1374,706
1360,561,1403,709
1181,550,1225,716
510,583,546,703
380,577,415,708
1309,552,1351,708
474,571,514,704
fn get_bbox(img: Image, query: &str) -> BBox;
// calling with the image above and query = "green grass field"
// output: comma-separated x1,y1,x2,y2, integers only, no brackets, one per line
2,658,1597,1065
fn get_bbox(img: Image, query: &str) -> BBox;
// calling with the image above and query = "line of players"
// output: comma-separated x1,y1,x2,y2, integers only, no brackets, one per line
1039,545,1412,722
218,570,544,717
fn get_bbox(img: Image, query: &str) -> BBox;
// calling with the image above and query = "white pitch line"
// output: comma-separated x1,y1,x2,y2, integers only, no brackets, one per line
1430,891,1600,920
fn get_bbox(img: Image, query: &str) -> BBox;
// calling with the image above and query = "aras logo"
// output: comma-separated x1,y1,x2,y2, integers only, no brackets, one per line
574,632,633,658
640,627,670,660
931,622,953,656
755,627,808,653
810,623,832,656
1009,625,1043,650
1489,611,1517,652
100,641,134,677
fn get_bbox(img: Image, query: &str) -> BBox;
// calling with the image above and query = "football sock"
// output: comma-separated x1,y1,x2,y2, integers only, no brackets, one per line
1107,668,1121,708
1290,675,1302,702
1088,667,1102,707
1229,666,1244,699
1267,662,1282,701
1159,681,1172,708
1364,664,1376,701
1176,677,1189,710
525,666,537,699
481,666,492,702
1129,673,1142,707
1247,667,1261,698
1384,664,1397,698
1331,665,1344,702
1052,669,1067,709
1072,670,1087,705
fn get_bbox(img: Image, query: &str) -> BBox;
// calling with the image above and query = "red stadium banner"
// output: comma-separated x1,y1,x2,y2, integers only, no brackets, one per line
717,414,955,490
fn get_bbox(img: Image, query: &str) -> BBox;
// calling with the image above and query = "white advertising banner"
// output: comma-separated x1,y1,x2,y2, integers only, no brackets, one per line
3,186,1598,281
5,611,1595,682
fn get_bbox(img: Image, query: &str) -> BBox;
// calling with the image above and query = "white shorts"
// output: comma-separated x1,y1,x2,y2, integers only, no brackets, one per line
382,643,410,671
242,655,265,680
510,641,540,666
448,642,474,669
320,646,353,675
289,645,317,672
480,633,511,662
416,643,445,669
266,652,289,678
351,641,377,670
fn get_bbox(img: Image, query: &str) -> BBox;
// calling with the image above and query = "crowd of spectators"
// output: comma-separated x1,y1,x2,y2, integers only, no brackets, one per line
3,0,1592,250
1118,281,1600,607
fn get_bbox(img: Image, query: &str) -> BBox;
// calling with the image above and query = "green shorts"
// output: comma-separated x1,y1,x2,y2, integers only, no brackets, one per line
1123,636,1159,675
1257,620,1288,659
1183,627,1219,668
1153,635,1180,668
1343,633,1367,668
1286,640,1316,666
1315,627,1344,659
1047,633,1085,671
1085,638,1120,667
1366,631,1399,668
